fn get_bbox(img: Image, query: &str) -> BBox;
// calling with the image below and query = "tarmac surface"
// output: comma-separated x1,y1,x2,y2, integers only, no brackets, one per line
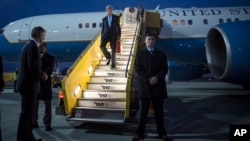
0,80,250,141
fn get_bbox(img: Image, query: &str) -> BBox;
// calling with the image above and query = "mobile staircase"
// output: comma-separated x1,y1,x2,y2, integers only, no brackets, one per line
56,7,161,123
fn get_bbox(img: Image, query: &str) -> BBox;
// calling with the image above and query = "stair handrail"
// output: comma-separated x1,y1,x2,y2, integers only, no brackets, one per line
125,20,141,78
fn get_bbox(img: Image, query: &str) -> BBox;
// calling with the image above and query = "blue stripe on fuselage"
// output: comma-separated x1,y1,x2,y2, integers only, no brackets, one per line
1,34,208,67
0,34,90,62
156,38,207,65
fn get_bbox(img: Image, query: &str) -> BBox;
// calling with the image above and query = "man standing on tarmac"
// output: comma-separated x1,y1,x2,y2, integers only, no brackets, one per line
0,54,5,141
16,26,48,141
32,42,55,132
132,34,171,141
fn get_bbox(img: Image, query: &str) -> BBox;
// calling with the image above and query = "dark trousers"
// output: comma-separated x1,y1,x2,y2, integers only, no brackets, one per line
17,91,37,141
100,36,116,67
0,106,2,141
14,80,17,92
33,99,52,126
136,98,166,138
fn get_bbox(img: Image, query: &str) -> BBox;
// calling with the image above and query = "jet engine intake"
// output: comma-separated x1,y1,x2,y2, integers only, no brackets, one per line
206,20,250,89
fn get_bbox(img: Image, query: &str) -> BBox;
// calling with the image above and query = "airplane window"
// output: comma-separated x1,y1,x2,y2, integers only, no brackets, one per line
227,18,232,22
85,23,89,28
78,23,82,29
99,23,102,28
203,19,208,25
188,20,193,25
173,20,178,26
219,19,224,24
180,20,185,25
92,23,96,28
235,18,240,21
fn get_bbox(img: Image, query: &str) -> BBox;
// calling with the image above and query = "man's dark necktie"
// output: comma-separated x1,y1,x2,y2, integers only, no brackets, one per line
150,49,154,55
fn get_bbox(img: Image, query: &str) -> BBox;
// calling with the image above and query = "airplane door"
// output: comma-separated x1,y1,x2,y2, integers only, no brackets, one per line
159,20,173,39
123,7,138,24
19,18,33,41
158,10,173,38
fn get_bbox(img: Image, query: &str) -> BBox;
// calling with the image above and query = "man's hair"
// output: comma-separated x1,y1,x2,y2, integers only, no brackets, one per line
31,26,46,38
145,33,155,38
106,5,113,10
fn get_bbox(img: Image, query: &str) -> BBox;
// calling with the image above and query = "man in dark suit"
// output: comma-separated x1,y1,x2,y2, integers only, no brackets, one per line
16,26,48,141
0,54,5,141
132,34,171,141
32,42,55,131
136,5,144,22
100,5,121,69
0,55,4,93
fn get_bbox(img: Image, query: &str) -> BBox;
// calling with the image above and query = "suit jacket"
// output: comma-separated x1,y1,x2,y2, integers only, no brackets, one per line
39,52,55,100
136,8,144,20
101,14,121,41
15,40,42,95
0,55,4,92
135,47,168,99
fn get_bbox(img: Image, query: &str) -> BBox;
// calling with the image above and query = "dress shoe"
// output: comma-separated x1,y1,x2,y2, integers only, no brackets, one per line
32,124,39,129
132,135,142,141
45,125,53,131
106,59,110,65
32,138,42,141
111,65,116,69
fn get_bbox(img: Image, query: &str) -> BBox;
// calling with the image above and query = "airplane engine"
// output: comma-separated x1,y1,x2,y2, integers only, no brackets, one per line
206,20,250,89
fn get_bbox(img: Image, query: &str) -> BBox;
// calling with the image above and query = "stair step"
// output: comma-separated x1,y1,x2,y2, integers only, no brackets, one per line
123,25,137,27
90,76,127,83
121,34,137,37
122,28,137,30
70,107,125,123
122,32,137,35
67,117,124,123
121,28,137,31
121,36,137,39
78,99,126,108
102,55,129,60
83,90,126,99
120,52,131,55
97,65,126,70
74,107,125,110
87,83,126,90
121,40,136,44
99,60,129,65
116,55,130,60
94,70,126,77
122,48,134,52
122,44,133,47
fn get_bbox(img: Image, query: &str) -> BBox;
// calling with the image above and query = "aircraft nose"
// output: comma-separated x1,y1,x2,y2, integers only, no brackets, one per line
2,19,24,43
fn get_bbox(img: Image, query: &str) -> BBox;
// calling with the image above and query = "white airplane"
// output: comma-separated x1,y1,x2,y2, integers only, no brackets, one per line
0,6,250,88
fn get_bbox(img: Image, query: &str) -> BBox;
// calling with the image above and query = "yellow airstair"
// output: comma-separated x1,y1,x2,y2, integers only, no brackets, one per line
56,7,161,123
